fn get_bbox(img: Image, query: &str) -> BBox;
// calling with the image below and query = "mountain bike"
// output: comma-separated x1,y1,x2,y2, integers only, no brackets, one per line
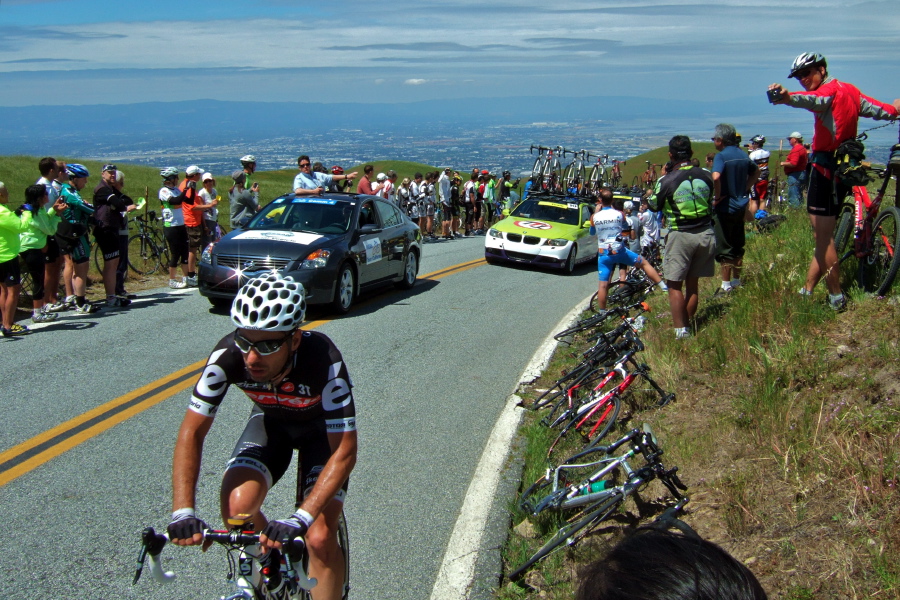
833,126,900,296
128,210,170,275
509,424,687,581
134,513,350,600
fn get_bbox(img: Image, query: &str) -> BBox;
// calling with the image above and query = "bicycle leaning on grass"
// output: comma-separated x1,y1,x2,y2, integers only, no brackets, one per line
832,124,900,297
509,424,687,582
134,513,350,600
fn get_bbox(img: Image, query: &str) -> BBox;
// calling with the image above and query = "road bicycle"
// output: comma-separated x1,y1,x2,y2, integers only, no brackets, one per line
530,145,564,192
134,513,350,600
543,337,675,461
608,159,626,189
509,424,687,581
640,161,661,189
833,126,900,296
128,210,171,275
588,269,662,314
583,152,611,195
562,149,588,195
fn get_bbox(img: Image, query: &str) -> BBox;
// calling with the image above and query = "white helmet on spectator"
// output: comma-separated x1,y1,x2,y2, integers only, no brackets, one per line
231,272,306,331
240,154,257,166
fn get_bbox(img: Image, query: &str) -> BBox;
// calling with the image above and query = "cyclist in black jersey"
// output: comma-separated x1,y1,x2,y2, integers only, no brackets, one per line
168,272,357,600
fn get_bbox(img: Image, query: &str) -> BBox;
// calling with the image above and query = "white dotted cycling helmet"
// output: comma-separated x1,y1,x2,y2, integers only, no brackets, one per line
750,135,766,146
231,272,306,331
240,154,257,165
160,167,179,179
789,52,826,78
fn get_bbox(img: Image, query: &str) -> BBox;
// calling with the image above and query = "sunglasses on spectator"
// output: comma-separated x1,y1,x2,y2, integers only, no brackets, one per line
794,68,814,79
299,163,311,167
233,330,294,355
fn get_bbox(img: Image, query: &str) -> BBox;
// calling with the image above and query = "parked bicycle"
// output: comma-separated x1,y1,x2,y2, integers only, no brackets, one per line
833,125,900,296
562,149,588,195
509,424,687,581
128,210,170,275
134,513,350,600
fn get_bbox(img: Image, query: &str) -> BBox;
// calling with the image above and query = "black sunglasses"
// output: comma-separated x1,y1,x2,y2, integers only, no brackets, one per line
233,330,294,355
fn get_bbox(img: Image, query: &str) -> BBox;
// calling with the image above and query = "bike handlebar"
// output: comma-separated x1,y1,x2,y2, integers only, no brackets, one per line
134,527,316,591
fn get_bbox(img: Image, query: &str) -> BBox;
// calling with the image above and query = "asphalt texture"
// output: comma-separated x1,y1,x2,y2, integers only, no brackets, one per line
0,234,597,599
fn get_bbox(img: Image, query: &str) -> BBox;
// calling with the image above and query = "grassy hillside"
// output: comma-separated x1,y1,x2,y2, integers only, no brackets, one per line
501,202,900,597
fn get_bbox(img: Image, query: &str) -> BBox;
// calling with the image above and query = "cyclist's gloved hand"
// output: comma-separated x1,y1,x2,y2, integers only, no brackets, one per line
167,508,206,544
261,509,314,547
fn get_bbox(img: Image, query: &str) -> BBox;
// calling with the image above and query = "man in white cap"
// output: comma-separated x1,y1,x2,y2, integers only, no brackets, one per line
781,132,808,208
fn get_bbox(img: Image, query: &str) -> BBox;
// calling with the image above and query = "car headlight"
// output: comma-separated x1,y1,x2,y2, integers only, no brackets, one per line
488,228,502,238
547,238,569,247
200,242,215,264
301,248,332,269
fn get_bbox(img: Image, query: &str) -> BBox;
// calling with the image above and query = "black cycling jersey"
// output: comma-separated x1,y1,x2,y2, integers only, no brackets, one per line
189,330,356,435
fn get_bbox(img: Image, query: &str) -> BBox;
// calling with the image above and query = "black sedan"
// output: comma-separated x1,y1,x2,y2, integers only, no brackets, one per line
199,192,422,313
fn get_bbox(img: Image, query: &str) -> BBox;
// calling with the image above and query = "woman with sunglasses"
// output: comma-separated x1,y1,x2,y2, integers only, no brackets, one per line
768,52,900,311
168,272,357,600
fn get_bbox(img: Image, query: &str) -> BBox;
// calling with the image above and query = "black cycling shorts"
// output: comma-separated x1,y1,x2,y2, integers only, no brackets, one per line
164,225,189,267
225,406,348,507
0,257,21,286
806,165,846,218
94,229,120,261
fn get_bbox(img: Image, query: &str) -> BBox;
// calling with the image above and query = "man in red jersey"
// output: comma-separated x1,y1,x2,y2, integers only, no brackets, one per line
769,52,899,310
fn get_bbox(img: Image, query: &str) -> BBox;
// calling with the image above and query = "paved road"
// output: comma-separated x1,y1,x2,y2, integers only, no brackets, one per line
0,236,596,599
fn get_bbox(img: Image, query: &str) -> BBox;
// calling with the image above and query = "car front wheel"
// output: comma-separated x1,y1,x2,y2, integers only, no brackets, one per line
563,244,577,274
395,250,418,290
332,263,355,314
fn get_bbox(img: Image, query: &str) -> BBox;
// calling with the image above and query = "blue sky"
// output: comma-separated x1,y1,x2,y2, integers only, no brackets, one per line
1,0,899,108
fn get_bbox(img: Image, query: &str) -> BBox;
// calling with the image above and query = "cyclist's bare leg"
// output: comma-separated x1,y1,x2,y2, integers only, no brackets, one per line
220,467,269,529
306,498,345,600
804,214,840,294
63,254,75,298
666,277,699,328
638,257,663,285
595,279,610,310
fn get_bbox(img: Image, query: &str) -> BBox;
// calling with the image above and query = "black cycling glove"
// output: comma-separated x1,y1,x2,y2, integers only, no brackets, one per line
262,509,314,545
167,509,207,542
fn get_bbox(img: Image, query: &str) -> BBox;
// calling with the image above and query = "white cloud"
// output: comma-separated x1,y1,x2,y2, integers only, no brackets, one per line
404,79,428,85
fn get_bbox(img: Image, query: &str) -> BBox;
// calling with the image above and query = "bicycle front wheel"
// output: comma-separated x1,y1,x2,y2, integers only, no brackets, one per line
508,493,624,582
859,206,900,296
834,201,855,258
127,234,162,275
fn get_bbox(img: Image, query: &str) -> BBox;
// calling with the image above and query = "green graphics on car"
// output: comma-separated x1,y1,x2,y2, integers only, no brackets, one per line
484,196,597,273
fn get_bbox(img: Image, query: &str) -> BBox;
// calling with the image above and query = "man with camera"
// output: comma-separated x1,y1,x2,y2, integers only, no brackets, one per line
768,52,899,310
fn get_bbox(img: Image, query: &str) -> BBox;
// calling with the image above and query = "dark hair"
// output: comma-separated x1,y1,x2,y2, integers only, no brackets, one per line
312,162,326,173
38,157,58,177
598,188,613,206
691,158,701,168
669,135,693,161
414,172,423,179
576,528,767,600
364,165,374,175
297,155,311,166
25,184,48,205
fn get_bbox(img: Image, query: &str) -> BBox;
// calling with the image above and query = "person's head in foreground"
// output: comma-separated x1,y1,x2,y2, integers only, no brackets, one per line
576,527,767,600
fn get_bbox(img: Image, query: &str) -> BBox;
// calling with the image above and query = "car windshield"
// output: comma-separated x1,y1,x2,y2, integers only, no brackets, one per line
249,197,354,235
510,200,581,225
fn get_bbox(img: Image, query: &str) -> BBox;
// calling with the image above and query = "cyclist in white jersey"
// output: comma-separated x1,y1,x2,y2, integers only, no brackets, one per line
590,189,665,309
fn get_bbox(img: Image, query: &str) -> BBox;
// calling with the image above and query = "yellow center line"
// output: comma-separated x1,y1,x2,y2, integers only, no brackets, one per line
0,257,486,487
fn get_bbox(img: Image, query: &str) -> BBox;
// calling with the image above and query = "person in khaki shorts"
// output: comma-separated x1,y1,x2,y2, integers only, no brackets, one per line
647,135,718,339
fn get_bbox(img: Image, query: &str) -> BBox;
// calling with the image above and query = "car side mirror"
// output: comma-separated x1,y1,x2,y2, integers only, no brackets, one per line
583,219,592,228
359,223,383,234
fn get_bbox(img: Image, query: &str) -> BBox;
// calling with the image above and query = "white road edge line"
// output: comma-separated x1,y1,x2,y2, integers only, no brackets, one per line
429,294,592,600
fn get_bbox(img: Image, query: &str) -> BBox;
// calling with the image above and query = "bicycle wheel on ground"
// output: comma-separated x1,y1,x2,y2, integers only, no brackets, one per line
127,234,163,275
509,493,624,582
858,206,900,296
